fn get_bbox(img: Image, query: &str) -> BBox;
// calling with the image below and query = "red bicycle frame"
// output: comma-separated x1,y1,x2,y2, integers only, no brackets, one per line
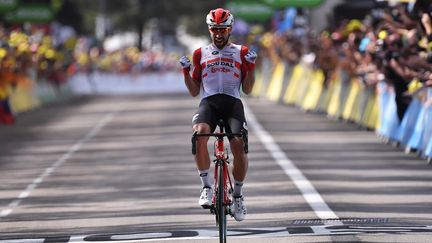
212,135,233,207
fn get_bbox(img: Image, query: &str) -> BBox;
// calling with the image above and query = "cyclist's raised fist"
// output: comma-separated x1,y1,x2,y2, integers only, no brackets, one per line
244,51,257,64
179,56,191,69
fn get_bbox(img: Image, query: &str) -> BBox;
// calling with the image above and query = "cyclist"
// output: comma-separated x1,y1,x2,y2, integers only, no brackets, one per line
179,8,257,222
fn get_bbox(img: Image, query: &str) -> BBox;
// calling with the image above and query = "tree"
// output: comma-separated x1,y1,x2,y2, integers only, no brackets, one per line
57,0,225,50
54,0,83,33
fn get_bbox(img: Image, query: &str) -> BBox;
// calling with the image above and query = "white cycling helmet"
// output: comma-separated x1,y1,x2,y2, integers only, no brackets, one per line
206,8,234,27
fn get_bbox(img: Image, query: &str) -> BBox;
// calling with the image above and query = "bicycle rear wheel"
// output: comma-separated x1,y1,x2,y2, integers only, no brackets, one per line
216,160,227,243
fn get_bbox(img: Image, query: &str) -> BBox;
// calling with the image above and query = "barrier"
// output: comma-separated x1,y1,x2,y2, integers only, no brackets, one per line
316,77,334,113
326,77,342,118
336,71,352,118
396,98,422,146
364,92,380,130
283,64,306,105
301,69,324,111
294,65,312,106
4,70,185,122
259,58,273,98
425,98,432,161
426,138,432,162
280,62,294,104
251,68,264,97
358,85,376,129
423,105,432,154
9,75,40,113
252,57,431,163
68,71,186,95
342,79,361,122
266,62,285,102
376,82,400,141
426,88,432,160
406,105,426,152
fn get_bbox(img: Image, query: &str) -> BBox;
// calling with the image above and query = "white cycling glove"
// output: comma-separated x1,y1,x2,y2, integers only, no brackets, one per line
244,50,257,64
244,50,257,71
179,56,191,69
179,56,191,75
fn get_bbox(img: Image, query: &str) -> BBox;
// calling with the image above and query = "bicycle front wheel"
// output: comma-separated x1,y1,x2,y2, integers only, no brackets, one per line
216,160,227,243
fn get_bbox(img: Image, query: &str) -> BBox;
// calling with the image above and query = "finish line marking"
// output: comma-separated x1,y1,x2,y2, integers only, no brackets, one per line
243,102,339,220
0,107,122,219
2,224,432,242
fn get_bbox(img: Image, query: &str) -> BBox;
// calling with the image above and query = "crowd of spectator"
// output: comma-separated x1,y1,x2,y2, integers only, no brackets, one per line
252,0,432,123
72,39,179,74
0,24,179,83
0,22,179,124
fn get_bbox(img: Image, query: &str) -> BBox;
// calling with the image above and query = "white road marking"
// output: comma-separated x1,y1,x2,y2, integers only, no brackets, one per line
0,108,121,219
19,225,429,242
0,240,44,243
243,102,339,220
111,233,173,240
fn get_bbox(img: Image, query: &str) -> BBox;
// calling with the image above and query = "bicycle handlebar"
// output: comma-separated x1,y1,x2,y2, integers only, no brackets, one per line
191,130,248,155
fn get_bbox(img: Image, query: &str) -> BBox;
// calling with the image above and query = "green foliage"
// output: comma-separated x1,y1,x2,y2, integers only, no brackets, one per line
63,0,221,36
53,0,225,50
51,0,63,13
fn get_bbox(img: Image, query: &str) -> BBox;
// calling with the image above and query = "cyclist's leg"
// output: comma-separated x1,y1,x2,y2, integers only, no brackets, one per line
226,114,248,222
225,99,248,183
193,123,211,170
192,98,218,187
214,95,247,221
228,125,248,182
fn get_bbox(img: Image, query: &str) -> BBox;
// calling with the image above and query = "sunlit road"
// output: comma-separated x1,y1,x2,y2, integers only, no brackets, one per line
1,93,432,243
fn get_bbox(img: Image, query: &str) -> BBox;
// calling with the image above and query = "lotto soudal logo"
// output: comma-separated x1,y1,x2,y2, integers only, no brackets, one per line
207,61,234,68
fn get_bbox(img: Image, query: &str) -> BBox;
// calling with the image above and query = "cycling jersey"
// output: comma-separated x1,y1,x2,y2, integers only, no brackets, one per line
192,43,250,100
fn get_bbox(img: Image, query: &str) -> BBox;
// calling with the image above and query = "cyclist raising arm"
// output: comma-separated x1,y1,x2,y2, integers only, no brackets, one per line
179,8,257,222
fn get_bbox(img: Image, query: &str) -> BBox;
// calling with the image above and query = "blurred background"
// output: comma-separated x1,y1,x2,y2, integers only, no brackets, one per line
0,0,431,162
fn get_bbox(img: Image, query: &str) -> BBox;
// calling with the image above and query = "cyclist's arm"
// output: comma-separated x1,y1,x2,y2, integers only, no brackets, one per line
184,72,201,97
242,68,255,94
240,46,255,95
184,48,202,97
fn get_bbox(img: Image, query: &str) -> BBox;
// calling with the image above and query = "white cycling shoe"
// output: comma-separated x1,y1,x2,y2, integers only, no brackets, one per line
199,187,213,208
231,196,247,222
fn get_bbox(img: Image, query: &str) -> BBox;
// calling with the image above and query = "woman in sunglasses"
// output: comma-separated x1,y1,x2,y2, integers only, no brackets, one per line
179,8,257,222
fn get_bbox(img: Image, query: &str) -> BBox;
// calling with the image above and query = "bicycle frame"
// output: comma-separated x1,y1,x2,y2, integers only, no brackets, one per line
212,134,233,211
191,121,248,243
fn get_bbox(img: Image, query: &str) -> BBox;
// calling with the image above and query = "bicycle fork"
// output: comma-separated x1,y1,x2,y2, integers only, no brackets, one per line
212,160,234,217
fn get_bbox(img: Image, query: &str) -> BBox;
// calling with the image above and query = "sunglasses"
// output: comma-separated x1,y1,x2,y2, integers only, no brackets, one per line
209,27,231,33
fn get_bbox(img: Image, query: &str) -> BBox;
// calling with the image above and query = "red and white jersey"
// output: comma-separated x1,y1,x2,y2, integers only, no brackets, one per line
191,43,250,99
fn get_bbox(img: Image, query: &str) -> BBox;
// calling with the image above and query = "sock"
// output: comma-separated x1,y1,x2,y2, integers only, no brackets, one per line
199,169,212,188
233,180,244,197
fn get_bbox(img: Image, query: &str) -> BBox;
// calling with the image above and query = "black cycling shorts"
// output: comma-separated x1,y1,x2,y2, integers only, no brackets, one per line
192,94,248,136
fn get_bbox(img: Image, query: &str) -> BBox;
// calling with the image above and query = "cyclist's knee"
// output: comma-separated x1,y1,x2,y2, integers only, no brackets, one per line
193,123,211,145
230,137,244,151
193,123,211,134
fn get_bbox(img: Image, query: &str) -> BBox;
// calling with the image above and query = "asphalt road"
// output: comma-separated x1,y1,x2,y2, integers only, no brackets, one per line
0,93,431,243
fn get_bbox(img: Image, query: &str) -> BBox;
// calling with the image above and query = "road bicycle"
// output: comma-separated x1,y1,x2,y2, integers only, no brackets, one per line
191,120,248,243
